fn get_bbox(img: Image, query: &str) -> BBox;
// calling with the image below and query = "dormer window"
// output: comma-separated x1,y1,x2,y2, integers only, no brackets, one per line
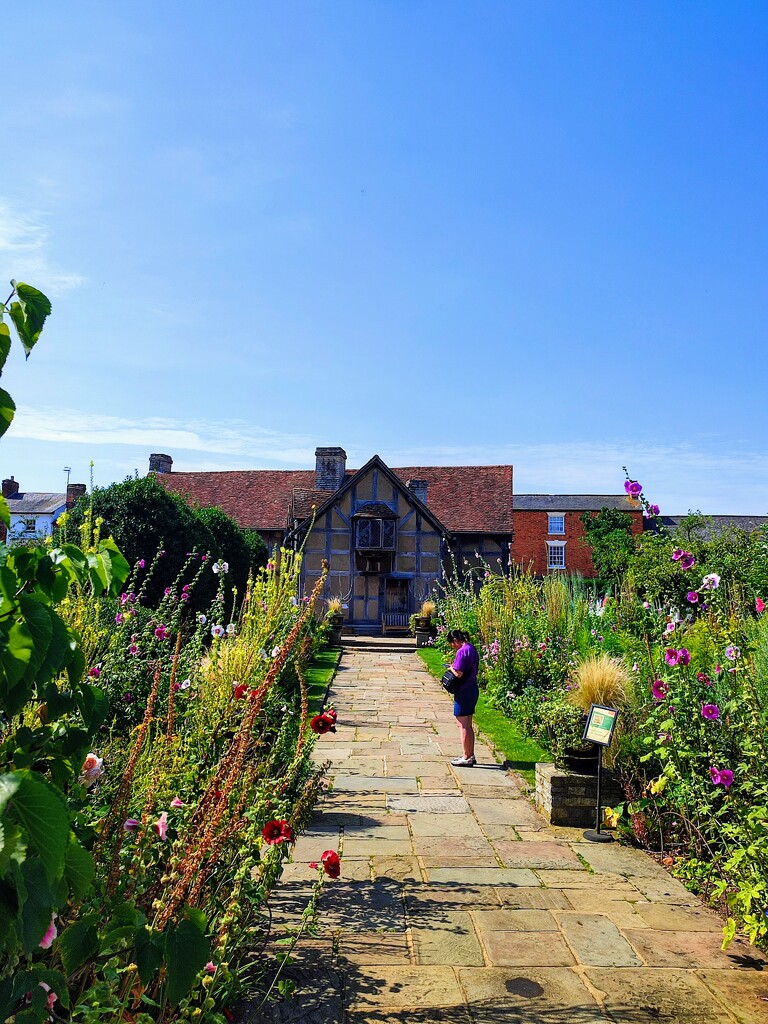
355,517,396,550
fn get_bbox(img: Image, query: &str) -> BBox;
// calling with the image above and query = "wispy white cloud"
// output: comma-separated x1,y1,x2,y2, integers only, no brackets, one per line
0,202,85,294
9,407,768,515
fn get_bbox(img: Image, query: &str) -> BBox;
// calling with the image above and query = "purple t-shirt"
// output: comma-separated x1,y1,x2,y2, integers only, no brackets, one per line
452,643,479,688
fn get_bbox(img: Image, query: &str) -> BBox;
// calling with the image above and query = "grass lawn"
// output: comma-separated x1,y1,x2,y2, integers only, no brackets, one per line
418,647,550,786
305,648,341,716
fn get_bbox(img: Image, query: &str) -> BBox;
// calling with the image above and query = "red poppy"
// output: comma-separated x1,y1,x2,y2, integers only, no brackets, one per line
320,849,341,878
310,714,334,734
262,819,294,844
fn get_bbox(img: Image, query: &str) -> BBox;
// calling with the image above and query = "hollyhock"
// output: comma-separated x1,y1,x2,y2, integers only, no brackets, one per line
664,648,680,666
686,591,699,604
81,753,104,784
88,666,101,678
233,683,248,699
651,679,668,701
310,713,335,734
756,598,765,613
672,548,684,561
38,983,57,1011
198,613,207,625
172,681,181,692
170,797,184,808
262,819,294,844
164,587,172,597
320,850,341,878
701,703,720,720
154,811,169,840
180,678,191,690
138,559,145,568
115,613,123,625
665,621,676,634
325,707,338,723
123,818,141,831
677,648,691,666
642,601,651,609
205,962,216,974
701,573,721,590
154,625,168,640
129,643,138,655
697,672,712,685
39,914,57,949
624,480,642,497
710,767,734,788
725,645,740,661
211,624,225,638
226,623,236,635
680,552,695,570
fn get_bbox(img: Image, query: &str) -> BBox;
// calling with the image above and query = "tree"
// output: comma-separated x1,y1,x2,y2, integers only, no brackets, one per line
580,507,636,592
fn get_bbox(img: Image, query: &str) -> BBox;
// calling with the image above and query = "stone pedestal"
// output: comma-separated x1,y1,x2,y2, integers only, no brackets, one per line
415,629,431,648
535,762,624,828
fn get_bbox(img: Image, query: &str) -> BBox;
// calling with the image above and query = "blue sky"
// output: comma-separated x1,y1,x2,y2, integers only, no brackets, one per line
2,2,766,514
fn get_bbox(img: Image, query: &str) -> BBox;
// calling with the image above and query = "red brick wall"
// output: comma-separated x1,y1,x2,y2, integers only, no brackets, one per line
511,509,644,577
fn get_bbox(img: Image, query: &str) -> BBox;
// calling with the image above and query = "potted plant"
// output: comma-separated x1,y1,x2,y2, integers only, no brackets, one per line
326,597,344,627
414,599,436,631
564,654,633,772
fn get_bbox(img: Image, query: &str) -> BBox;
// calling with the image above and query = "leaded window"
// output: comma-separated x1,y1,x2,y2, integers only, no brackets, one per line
355,517,396,550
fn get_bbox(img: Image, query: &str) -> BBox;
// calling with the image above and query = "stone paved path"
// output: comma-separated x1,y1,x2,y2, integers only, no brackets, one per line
244,642,767,1023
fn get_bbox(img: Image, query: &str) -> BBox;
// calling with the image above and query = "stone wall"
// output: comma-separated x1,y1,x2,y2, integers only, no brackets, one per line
535,762,624,828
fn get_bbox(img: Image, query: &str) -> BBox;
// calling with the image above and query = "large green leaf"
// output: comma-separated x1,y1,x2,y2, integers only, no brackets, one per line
18,596,54,683
19,856,57,952
1,617,35,686
7,770,69,884
0,495,9,530
0,321,11,374
164,916,211,1006
0,773,21,815
59,916,99,974
34,607,76,686
74,682,109,734
64,835,94,900
0,385,15,439
134,924,164,985
8,281,51,358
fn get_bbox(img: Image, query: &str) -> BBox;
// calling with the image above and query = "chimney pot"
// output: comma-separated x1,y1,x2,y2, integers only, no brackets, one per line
66,483,87,509
149,453,173,474
406,479,428,505
315,447,347,491
2,476,18,498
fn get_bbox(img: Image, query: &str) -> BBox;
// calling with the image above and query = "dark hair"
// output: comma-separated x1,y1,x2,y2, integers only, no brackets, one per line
446,629,471,644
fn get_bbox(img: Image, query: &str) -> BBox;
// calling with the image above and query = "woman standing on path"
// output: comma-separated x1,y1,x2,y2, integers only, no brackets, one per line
446,629,480,767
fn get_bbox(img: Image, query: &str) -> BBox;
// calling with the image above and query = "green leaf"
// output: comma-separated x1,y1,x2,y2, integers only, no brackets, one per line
6,770,69,884
67,644,85,688
64,835,94,901
19,856,57,952
35,608,76,685
0,495,9,530
59,916,99,974
1,617,34,687
164,916,211,1006
134,924,164,986
0,386,15,439
0,320,11,372
74,682,109,734
8,282,51,358
18,596,54,683
0,773,21,815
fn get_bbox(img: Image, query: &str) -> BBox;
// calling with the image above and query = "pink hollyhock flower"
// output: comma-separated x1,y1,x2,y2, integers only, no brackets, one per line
172,681,181,692
697,672,712,685
665,621,676,634
123,818,141,831
138,559,145,568
164,587,172,597
701,573,720,590
39,983,57,1010
725,645,740,661
686,591,699,604
115,613,123,625
129,643,138,655
677,648,691,666
642,601,651,609
624,480,642,497
701,703,720,720
154,625,168,640
81,753,104,784
710,767,734,788
651,679,668,701
233,683,248,699
756,598,765,613
664,648,679,666
170,797,184,808
211,624,225,638
672,548,684,561
88,666,101,678
680,552,695,570
154,811,168,840
39,914,57,949
205,962,216,974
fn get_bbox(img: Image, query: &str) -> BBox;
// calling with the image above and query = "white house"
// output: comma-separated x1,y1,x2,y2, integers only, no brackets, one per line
2,477,86,542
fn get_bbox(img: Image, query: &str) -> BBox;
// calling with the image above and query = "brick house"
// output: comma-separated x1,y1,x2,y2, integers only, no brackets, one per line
511,494,644,576
156,448,514,633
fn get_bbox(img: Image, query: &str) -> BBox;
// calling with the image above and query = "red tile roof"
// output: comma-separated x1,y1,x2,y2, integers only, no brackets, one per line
160,463,513,534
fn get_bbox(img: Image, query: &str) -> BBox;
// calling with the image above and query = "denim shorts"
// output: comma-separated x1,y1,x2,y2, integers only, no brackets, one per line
453,684,479,718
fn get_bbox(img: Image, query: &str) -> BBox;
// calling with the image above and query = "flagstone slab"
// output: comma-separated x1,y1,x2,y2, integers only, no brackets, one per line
493,840,583,870
631,873,705,905
372,855,422,881
573,842,672,878
421,856,501,869
458,966,604,1020
466,798,544,827
479,823,524,842
346,1008,474,1024
408,812,486,838
343,825,412,842
472,908,558,932
426,867,539,885
344,839,414,858
412,910,485,966
388,795,470,814
454,769,518,788
494,886,572,910
344,966,466,1009
624,929,766,970
405,885,502,920
418,779,462,793
584,967,735,1023
696,969,768,1024
481,929,575,967
534,869,636,891
634,902,725,932
337,932,412,966
333,776,419,794
413,836,496,859
319,880,406,933
557,912,642,967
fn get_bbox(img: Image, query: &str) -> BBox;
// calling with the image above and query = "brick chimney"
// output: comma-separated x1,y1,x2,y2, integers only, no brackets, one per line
2,476,19,498
315,447,346,491
66,483,87,509
149,453,173,474
406,479,428,506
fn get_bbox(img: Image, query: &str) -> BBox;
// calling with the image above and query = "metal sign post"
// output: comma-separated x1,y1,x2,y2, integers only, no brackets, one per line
582,704,619,844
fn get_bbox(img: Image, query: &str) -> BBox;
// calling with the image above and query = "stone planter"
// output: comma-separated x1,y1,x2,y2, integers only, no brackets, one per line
414,615,431,631
535,762,624,827
328,613,344,647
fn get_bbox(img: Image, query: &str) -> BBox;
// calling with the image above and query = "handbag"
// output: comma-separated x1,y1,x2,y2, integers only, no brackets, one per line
441,647,478,696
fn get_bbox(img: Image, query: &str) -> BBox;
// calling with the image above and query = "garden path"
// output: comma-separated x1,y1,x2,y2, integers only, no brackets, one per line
242,640,767,1024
